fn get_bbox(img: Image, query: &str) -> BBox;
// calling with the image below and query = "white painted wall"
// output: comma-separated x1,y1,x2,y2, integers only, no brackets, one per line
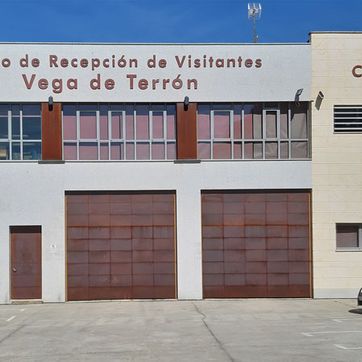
0,160,311,303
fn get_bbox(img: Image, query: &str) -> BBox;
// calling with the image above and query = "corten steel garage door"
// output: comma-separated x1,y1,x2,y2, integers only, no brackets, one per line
202,191,311,298
66,192,176,301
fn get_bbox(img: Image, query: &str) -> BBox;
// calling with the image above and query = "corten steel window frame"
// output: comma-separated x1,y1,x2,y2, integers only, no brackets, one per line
197,102,310,160
0,104,42,161
336,223,362,251
62,103,176,161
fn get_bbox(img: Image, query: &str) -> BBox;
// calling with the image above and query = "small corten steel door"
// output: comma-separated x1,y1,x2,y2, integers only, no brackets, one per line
202,191,311,298
66,192,176,301
10,226,42,300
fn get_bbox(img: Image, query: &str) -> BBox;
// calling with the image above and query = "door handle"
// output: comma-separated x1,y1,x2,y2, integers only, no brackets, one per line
12,267,16,272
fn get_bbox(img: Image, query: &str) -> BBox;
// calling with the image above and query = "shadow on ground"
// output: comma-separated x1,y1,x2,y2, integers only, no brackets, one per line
348,308,362,314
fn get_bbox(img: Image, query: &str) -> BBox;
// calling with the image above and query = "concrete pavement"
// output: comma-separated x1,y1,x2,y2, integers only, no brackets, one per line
0,299,361,361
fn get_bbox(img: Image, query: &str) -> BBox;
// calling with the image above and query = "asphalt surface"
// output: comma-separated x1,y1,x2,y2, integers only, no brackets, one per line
0,299,361,361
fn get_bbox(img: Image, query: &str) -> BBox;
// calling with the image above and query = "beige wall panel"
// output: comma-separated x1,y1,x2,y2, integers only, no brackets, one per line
311,32,362,298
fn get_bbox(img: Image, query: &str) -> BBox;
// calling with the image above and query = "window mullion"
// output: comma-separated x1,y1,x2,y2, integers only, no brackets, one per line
210,108,214,159
262,105,266,160
277,107,281,159
76,109,80,160
8,109,11,160
108,109,111,160
288,103,292,160
149,107,152,160
96,109,100,160
122,109,126,160
242,105,245,160
20,107,23,160
230,108,234,160
134,106,137,159
61,108,64,160
307,103,311,158
163,108,167,160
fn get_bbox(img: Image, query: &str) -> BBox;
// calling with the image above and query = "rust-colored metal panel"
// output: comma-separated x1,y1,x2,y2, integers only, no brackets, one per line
176,102,197,159
41,102,62,161
202,191,312,298
66,192,176,301
10,226,42,300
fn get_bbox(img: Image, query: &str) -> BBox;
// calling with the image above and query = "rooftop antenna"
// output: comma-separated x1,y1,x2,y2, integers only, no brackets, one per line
248,3,262,43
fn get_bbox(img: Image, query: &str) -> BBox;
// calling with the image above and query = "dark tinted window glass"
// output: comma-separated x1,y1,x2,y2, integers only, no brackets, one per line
12,142,20,160
23,142,41,160
0,105,8,116
12,117,20,140
11,105,20,116
0,142,9,160
336,224,359,248
23,117,41,140
22,104,41,116
0,117,8,138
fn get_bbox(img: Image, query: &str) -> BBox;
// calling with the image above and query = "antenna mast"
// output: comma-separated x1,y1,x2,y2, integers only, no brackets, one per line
248,3,262,43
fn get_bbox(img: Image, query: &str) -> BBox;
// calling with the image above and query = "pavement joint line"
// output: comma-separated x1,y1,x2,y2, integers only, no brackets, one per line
335,344,362,350
0,325,25,345
192,302,235,362
334,300,356,308
6,316,16,322
302,330,362,337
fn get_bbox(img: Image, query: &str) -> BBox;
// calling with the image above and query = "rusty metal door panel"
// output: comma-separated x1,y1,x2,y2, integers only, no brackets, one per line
10,226,42,300
202,191,311,298
66,192,176,301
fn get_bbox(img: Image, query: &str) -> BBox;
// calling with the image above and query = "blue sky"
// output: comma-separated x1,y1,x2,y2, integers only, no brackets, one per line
0,0,361,43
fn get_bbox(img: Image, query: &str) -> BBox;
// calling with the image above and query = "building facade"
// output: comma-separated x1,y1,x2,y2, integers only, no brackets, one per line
1,36,355,303
311,32,362,298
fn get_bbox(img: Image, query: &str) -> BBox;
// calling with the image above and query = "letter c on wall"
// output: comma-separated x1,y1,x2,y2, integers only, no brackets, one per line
352,65,362,78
